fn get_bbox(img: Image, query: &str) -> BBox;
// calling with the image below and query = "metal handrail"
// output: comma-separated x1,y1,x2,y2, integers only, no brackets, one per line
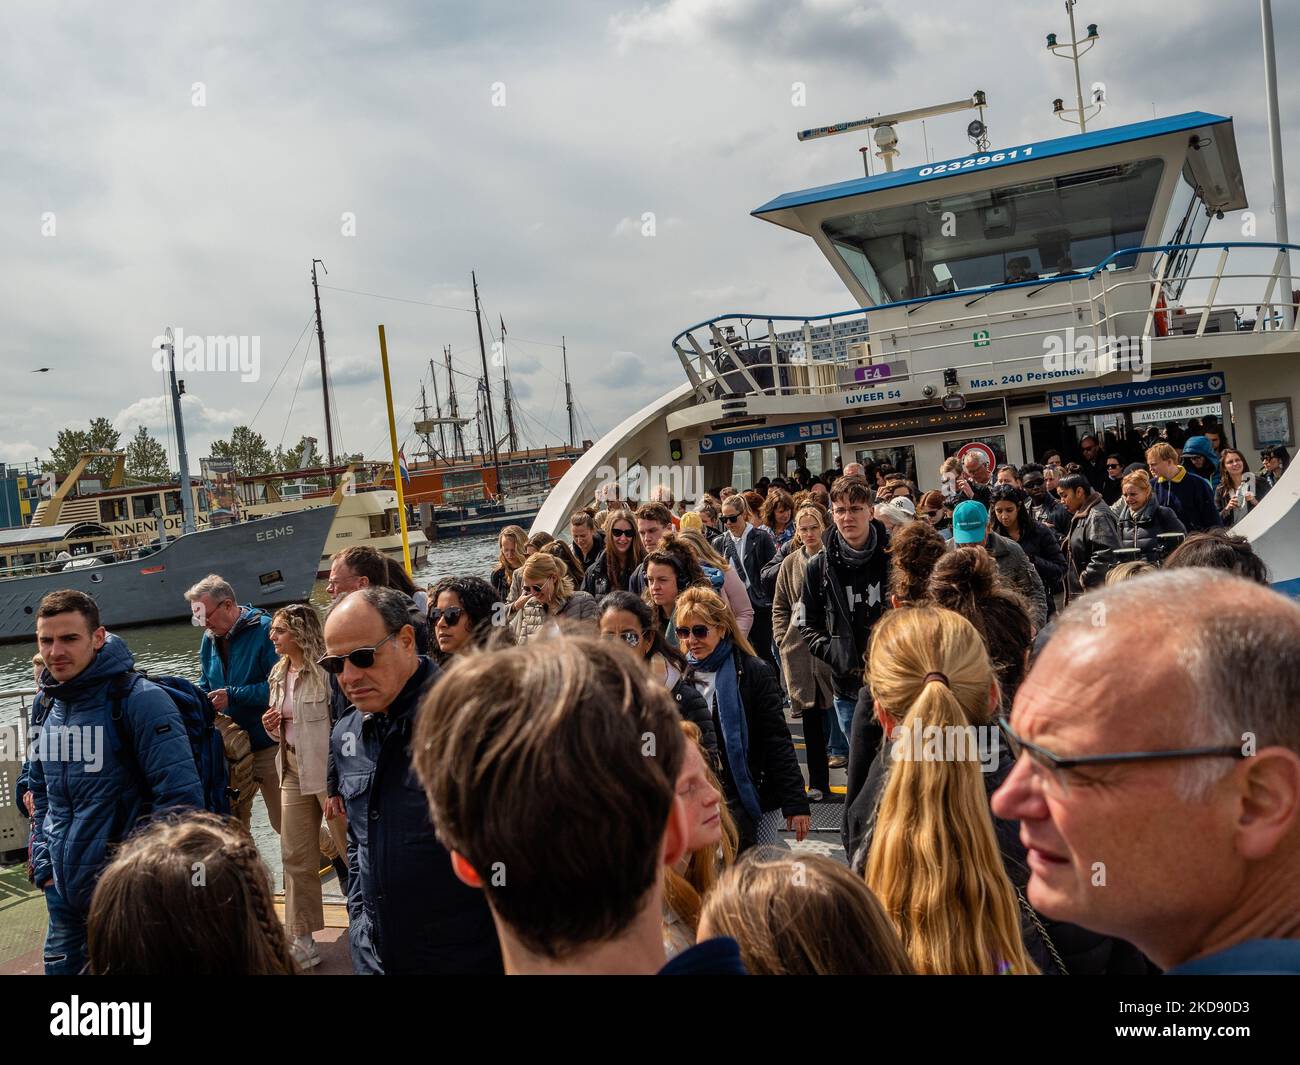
670,241,1300,346
674,241,1300,402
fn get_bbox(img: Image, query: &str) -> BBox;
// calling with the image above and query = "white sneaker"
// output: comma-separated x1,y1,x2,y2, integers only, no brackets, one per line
291,935,321,970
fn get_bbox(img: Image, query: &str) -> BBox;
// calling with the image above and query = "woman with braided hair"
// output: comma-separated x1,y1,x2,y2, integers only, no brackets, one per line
86,812,297,975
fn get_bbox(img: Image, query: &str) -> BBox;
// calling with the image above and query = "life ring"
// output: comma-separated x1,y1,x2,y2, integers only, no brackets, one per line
1153,289,1170,337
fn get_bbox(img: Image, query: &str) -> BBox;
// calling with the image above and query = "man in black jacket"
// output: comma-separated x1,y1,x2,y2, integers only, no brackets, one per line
717,495,779,670
325,587,502,975
798,476,890,769
1058,473,1121,595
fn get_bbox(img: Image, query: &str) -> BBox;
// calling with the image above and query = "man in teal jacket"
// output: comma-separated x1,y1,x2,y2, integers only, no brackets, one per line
186,574,281,833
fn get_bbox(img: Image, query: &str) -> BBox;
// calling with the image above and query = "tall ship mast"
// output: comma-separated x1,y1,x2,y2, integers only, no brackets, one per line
394,275,592,539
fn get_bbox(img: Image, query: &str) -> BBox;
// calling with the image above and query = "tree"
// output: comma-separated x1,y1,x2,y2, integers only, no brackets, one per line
44,417,122,478
209,425,275,477
124,425,172,482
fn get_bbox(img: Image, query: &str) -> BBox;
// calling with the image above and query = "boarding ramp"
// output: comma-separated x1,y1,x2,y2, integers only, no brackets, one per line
532,382,696,538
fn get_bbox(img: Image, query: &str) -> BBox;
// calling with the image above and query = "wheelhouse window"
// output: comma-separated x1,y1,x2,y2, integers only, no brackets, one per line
1155,159,1213,301
132,493,161,519
823,157,1165,302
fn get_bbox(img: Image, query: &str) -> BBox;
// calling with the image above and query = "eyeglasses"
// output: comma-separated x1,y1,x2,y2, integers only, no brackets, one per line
600,629,644,647
317,631,399,675
723,513,744,524
1106,462,1121,470
681,624,714,640
429,607,464,626
997,716,1246,797
832,505,867,517
610,527,634,539
524,583,548,596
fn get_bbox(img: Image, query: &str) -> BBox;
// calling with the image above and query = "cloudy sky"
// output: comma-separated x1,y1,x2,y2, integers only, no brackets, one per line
2,0,1297,472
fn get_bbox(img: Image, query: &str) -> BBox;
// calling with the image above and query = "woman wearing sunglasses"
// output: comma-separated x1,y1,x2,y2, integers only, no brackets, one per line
597,591,716,757
580,507,643,598
674,586,809,852
260,603,345,970
509,552,599,645
428,575,509,660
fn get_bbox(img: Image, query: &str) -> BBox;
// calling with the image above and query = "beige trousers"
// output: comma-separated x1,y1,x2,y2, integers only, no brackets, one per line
280,746,349,938
248,744,282,834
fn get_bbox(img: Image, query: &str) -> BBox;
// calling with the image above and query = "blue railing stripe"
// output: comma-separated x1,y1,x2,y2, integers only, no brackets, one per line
671,241,1300,347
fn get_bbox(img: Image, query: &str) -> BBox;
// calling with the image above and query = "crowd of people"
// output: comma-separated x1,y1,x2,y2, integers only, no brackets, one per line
12,420,1300,976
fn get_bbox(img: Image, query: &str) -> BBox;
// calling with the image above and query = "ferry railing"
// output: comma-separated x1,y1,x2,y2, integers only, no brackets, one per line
673,242,1300,403
0,688,39,761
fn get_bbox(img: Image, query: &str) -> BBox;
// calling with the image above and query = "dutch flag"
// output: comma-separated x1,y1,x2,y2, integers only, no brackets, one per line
398,447,411,487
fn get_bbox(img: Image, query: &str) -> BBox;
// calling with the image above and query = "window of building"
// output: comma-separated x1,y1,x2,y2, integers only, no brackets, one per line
132,494,161,519
823,158,1165,302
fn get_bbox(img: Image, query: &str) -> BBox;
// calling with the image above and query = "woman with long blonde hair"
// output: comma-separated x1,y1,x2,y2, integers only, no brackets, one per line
863,606,1037,975
261,603,344,970
662,720,738,958
674,587,808,852
490,525,528,600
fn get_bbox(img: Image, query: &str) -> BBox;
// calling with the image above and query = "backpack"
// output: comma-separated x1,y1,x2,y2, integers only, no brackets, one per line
107,671,250,817
701,563,726,592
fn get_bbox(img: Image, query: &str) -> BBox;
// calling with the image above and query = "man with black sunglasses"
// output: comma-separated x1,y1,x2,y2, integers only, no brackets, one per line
992,570,1300,974
324,587,501,975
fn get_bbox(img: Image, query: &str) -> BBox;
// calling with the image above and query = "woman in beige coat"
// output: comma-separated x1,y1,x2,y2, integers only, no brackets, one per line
260,604,347,970
770,503,835,800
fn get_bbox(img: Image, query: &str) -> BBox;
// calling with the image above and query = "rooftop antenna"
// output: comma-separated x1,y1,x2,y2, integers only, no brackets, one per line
797,91,988,173
1046,0,1102,131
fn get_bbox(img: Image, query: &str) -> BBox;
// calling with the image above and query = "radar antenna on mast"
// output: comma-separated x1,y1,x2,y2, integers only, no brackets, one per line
797,91,989,173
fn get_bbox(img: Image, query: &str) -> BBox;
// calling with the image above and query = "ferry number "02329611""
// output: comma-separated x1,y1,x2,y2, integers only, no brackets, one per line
919,146,1034,177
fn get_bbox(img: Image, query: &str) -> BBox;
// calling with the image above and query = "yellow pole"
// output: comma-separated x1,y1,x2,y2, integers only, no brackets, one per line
378,324,413,576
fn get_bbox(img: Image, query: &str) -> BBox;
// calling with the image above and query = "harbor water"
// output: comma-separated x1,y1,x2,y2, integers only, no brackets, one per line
0,532,502,887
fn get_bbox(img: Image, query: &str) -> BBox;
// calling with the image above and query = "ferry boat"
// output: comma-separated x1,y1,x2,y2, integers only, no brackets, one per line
27,453,428,578
0,505,336,644
235,466,429,576
534,107,1300,594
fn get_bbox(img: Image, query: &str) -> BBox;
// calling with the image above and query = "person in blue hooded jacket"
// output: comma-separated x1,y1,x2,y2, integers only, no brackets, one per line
28,589,204,976
1180,434,1221,490
185,574,280,833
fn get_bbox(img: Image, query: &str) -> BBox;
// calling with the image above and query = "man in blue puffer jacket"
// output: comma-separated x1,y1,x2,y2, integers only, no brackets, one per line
28,590,204,975
186,574,280,833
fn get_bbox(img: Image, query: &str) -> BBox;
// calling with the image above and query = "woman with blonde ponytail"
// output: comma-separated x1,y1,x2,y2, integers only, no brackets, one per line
862,606,1038,975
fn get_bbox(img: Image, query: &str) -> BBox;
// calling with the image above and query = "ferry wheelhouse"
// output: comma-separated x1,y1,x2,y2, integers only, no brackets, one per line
536,110,1300,593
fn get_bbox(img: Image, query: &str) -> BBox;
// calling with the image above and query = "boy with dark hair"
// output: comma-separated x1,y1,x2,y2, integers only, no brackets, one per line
412,637,745,974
